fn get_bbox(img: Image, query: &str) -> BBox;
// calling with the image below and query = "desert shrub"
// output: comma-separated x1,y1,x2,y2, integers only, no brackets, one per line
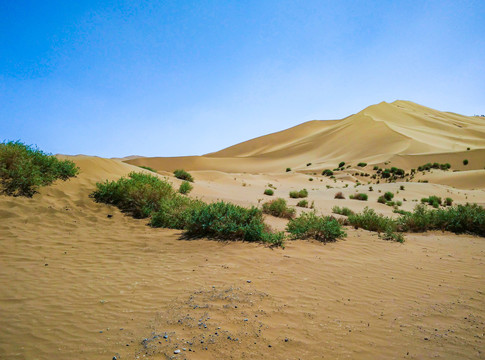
290,189,308,198
297,199,308,208
286,167,291,172
306,162,312,166
179,181,193,194
373,165,379,170
262,198,296,219
397,204,435,232
445,197,453,206
150,196,202,229
349,193,368,201
357,162,367,167
91,172,176,218
173,169,194,182
309,178,313,181
332,206,354,216
0,141,79,197
348,207,397,233
369,186,374,191
400,185,405,190
338,161,345,168
138,165,157,173
384,192,394,201
184,201,284,245
463,159,468,165
322,169,333,176
264,188,274,196
421,195,441,208
381,229,405,243
287,212,346,242
334,191,345,199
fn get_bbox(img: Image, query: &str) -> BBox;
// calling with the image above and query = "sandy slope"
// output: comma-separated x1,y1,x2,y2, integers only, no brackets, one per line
125,101,485,179
1,156,485,359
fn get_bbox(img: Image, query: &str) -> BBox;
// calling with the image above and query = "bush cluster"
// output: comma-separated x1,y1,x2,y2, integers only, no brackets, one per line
179,181,193,194
138,165,157,173
349,193,368,201
92,172,285,246
297,199,308,208
357,162,367,167
332,206,354,216
348,207,397,234
289,189,308,198
322,169,333,176
421,195,442,208
262,198,296,219
173,169,194,182
0,141,79,197
334,191,345,199
264,188,274,196
417,163,451,171
287,212,346,242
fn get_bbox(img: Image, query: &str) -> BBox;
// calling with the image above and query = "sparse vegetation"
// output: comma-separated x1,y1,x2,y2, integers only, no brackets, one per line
306,162,312,166
0,141,79,197
289,189,308,198
262,198,296,219
138,165,157,173
174,169,194,182
421,195,442,208
297,199,308,208
349,193,368,201
334,191,345,199
338,162,345,168
357,162,367,167
264,188,274,196
332,206,354,216
417,163,451,171
322,169,333,176
463,159,469,166
178,181,193,194
445,197,453,206
286,167,291,172
287,212,346,242
348,207,397,234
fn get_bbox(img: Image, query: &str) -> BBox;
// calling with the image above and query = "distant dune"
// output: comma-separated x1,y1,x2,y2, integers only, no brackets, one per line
125,100,485,175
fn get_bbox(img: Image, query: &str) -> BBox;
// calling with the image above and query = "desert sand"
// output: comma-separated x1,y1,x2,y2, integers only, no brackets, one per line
1,101,484,359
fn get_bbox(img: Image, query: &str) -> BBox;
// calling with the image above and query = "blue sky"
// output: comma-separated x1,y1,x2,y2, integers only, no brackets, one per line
1,1,484,157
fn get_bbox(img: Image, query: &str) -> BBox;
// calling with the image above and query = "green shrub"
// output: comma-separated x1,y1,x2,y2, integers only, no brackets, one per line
384,192,394,201
306,162,312,166
289,189,308,198
445,197,453,206
348,207,396,233
322,169,333,176
179,181,193,194
91,172,176,218
338,162,346,168
262,198,296,219
421,195,442,208
334,191,345,199
297,199,308,208
381,229,405,243
0,141,79,197
286,167,291,172
349,193,368,201
463,159,468,166
400,185,405,190
138,165,157,173
184,201,284,245
264,188,274,196
357,162,367,167
373,166,379,170
332,206,354,216
150,196,202,229
173,169,194,182
287,212,346,242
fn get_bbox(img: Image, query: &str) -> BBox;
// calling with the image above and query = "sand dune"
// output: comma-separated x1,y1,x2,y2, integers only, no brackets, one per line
1,100,485,359
126,101,485,174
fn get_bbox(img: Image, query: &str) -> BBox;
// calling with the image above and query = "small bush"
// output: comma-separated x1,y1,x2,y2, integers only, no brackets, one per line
463,159,469,166
400,185,405,190
348,207,397,233
264,188,274,196
445,197,453,206
297,199,308,208
262,198,296,219
421,195,442,208
0,141,79,197
287,212,346,242
306,162,312,166
290,189,308,198
322,169,333,176
357,162,367,167
338,162,346,168
349,193,368,201
174,169,194,182
384,192,394,201
179,181,193,194
332,206,354,216
286,167,291,172
381,229,405,243
138,165,157,173
334,191,345,199
150,196,202,229
373,165,379,170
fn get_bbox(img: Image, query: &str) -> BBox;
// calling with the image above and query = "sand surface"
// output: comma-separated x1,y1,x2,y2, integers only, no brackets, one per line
1,101,485,359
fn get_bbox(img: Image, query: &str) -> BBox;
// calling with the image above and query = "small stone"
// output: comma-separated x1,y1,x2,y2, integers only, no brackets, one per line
244,318,248,322
163,335,168,339
424,337,429,341
268,344,272,348
174,349,181,354
247,280,251,283
284,338,289,342
107,214,113,218
113,357,117,360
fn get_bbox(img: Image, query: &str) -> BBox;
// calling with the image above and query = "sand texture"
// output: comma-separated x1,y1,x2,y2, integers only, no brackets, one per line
1,101,485,359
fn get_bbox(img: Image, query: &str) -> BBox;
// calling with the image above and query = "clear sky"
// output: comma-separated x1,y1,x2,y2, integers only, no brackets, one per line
1,1,484,157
